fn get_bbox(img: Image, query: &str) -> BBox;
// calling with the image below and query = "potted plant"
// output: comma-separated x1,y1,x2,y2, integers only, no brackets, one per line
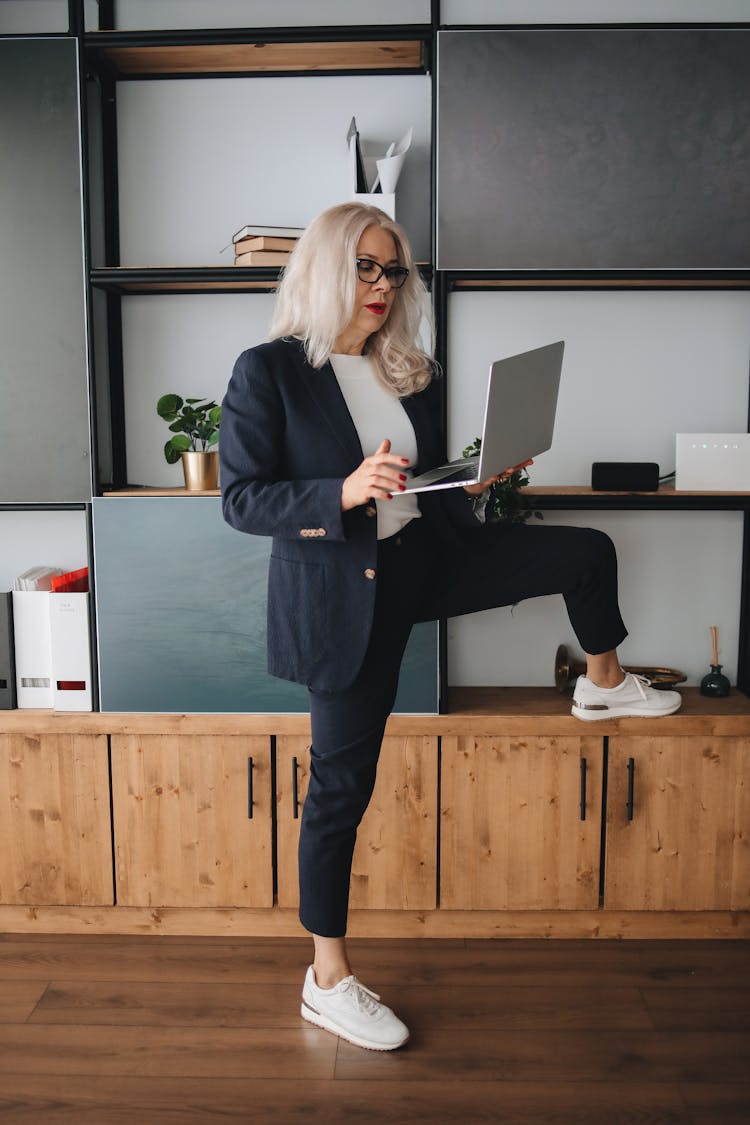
462,437,543,524
157,394,222,491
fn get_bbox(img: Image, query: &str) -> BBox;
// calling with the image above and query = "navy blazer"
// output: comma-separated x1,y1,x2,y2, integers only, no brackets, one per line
220,337,480,692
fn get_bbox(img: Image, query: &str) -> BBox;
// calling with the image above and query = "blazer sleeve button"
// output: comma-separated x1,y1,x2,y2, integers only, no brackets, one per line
365,506,376,517
364,568,376,580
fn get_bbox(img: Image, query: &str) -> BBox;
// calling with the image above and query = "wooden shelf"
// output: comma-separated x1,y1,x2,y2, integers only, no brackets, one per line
2,688,748,737
90,267,283,293
449,271,750,291
525,483,750,511
90,264,433,294
101,487,220,497
91,267,750,292
85,28,427,78
98,484,750,510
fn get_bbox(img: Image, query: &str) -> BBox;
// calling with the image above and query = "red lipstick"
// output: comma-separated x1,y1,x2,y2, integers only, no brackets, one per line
366,303,387,315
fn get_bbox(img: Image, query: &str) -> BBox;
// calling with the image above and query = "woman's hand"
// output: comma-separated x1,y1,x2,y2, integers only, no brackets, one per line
341,439,410,511
463,458,533,496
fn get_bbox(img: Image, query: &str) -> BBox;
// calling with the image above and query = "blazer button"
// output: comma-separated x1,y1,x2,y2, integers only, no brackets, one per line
364,568,376,580
365,506,376,517
316,528,326,537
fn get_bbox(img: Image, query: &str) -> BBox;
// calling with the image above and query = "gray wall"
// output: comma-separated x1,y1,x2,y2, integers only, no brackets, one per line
446,289,748,686
109,0,430,29
116,74,431,266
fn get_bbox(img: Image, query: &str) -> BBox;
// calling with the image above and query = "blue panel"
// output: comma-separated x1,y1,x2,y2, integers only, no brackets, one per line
93,498,437,714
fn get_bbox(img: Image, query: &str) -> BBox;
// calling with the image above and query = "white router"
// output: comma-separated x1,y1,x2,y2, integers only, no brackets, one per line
675,433,750,491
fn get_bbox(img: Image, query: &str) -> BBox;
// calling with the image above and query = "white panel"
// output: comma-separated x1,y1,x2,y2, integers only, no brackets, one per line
447,510,743,687
116,75,431,265
447,288,748,687
441,0,750,23
113,0,430,29
122,288,435,487
121,293,277,487
0,511,88,591
447,290,750,485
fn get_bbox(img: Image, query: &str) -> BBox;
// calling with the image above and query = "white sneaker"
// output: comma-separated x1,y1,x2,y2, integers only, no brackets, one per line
300,965,409,1051
572,672,682,721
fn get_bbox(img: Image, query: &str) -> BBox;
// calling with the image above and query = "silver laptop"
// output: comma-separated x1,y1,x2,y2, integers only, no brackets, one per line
403,340,564,493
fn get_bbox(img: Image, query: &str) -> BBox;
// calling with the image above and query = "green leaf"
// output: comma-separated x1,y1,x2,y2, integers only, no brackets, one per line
164,439,183,464
208,405,222,426
462,436,481,460
206,431,219,447
157,393,183,419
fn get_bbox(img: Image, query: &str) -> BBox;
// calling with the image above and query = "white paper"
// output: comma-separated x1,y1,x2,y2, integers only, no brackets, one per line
375,126,413,193
347,120,412,195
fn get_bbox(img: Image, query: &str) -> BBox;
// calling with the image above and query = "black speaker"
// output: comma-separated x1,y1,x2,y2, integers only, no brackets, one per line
591,462,660,491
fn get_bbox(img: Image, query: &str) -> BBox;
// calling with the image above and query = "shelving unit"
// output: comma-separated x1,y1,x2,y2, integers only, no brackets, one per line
80,2,750,701
1,0,749,936
5,0,749,709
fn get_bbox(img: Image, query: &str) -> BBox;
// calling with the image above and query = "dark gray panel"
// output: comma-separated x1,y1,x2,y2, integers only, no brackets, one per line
0,593,17,709
438,29,750,270
0,38,91,501
93,498,437,714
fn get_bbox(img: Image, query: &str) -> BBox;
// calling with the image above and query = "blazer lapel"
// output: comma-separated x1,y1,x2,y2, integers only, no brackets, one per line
299,359,364,468
296,344,441,473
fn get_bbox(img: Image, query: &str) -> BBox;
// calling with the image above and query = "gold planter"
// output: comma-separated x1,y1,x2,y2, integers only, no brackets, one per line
180,451,219,491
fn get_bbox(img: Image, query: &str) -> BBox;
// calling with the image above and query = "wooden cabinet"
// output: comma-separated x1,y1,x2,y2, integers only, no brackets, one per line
110,734,272,907
1,694,748,937
604,735,750,911
275,734,438,911
0,733,112,905
440,734,603,910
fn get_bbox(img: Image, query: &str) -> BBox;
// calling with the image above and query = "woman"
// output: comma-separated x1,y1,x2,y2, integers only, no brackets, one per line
220,201,680,1052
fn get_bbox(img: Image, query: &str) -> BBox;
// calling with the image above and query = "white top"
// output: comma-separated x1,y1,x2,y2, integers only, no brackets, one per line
330,353,421,540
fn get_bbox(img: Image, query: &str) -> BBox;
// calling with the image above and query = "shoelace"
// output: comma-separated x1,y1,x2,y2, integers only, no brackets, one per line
628,672,652,699
337,976,382,1014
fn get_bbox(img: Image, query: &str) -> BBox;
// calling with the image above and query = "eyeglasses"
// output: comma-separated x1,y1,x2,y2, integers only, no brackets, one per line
355,257,410,288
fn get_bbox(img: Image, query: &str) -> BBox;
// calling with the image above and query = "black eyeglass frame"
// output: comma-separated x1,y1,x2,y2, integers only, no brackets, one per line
355,257,410,288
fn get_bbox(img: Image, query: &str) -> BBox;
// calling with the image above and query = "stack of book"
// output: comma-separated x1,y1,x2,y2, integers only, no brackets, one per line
231,224,304,267
13,566,63,591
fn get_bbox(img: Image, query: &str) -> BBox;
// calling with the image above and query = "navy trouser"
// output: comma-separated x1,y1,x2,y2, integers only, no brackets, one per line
298,516,628,936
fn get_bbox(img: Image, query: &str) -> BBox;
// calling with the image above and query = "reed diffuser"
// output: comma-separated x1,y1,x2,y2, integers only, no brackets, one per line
699,626,731,698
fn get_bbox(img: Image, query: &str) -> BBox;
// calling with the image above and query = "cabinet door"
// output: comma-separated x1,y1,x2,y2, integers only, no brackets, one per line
111,735,272,907
440,735,602,910
605,736,750,910
276,735,438,911
0,734,113,905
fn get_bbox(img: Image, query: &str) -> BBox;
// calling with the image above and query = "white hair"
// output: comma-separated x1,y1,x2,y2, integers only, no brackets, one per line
268,202,434,396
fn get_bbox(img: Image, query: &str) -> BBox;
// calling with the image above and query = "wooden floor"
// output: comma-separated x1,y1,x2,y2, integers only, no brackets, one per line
0,934,748,1123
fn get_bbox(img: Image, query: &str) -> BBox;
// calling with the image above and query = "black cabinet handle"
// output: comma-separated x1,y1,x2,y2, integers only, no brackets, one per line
626,757,635,821
580,757,587,821
247,756,254,819
292,755,300,819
